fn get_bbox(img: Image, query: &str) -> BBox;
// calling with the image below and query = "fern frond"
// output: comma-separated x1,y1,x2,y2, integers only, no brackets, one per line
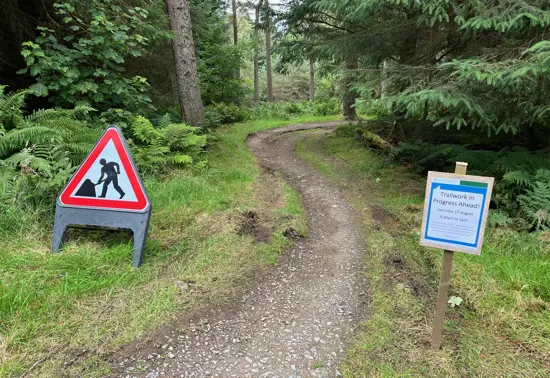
502,170,534,189
157,114,172,128
0,88,28,115
131,115,164,143
0,127,62,158
4,151,53,176
25,106,95,123
0,88,29,129
518,170,550,229
169,154,193,166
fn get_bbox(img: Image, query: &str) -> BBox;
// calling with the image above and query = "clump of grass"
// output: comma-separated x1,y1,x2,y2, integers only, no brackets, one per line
295,130,550,377
0,115,334,377
312,361,325,369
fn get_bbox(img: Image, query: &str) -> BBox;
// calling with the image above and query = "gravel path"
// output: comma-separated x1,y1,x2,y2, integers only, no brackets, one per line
115,122,368,378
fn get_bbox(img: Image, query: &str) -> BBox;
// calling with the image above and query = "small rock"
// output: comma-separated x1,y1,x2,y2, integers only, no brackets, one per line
283,228,302,239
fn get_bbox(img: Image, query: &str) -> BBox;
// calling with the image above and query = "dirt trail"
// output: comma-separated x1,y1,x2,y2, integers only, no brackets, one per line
114,122,368,377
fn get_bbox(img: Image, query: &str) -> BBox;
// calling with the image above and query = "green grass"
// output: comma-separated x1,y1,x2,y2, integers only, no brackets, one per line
0,114,336,377
312,361,325,369
295,126,550,377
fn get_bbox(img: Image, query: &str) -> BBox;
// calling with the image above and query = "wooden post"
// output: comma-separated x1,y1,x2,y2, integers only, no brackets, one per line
430,161,468,350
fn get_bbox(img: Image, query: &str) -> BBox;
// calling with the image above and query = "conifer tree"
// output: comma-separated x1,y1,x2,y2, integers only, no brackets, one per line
280,0,550,148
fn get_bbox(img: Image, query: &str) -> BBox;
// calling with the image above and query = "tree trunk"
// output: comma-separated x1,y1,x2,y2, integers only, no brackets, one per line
231,0,240,78
343,83,357,120
381,59,389,99
253,2,260,105
523,124,539,150
343,58,358,120
165,0,205,126
309,58,315,102
264,0,273,102
232,0,238,45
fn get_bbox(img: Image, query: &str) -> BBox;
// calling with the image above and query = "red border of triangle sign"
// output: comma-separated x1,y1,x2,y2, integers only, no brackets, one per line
59,126,150,212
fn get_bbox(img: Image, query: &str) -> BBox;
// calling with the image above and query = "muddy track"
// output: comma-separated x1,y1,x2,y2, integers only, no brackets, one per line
113,122,368,377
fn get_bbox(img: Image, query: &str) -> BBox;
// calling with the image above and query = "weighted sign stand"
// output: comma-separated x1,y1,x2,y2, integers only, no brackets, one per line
430,162,468,349
52,206,151,267
52,125,151,267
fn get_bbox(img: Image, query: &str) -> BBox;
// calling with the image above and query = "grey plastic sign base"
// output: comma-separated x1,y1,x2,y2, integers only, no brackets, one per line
52,125,152,267
52,203,151,267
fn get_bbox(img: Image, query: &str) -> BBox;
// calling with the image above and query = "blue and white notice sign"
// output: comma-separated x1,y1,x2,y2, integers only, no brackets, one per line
420,172,494,255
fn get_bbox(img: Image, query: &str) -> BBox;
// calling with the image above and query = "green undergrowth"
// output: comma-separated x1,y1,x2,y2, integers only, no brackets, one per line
0,115,333,377
295,127,550,377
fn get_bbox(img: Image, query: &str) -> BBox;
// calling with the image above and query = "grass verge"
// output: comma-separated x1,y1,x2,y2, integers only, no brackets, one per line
295,125,550,377
0,115,333,377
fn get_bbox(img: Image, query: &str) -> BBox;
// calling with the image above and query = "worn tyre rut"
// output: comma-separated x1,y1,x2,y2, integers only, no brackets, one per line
119,122,368,378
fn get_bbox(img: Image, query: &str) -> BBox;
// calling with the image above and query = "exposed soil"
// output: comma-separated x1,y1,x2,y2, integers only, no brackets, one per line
237,210,272,244
370,204,395,224
108,122,368,377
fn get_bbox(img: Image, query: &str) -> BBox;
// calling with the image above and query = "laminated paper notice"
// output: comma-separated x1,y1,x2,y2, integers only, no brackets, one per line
420,172,494,255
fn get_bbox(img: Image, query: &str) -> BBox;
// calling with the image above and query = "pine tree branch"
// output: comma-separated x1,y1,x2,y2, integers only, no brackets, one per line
301,17,355,33
314,10,366,31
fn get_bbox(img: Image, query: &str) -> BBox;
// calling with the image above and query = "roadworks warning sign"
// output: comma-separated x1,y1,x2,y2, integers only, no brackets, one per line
59,126,149,212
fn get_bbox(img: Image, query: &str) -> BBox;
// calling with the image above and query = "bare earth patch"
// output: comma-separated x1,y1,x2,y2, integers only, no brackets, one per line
108,122,368,377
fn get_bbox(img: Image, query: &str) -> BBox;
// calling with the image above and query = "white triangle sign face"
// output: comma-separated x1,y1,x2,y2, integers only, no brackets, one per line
59,126,150,212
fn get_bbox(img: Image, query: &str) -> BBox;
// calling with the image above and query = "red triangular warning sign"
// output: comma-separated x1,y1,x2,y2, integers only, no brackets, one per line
59,126,150,212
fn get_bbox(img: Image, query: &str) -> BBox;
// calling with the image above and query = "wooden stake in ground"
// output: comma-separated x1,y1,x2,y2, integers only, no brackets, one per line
430,161,468,349
165,0,205,126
